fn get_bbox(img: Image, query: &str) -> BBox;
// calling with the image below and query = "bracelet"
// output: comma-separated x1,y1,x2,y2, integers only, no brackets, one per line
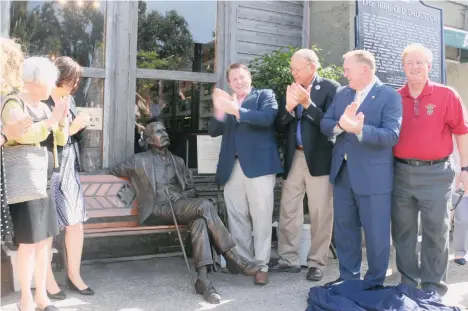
337,122,344,131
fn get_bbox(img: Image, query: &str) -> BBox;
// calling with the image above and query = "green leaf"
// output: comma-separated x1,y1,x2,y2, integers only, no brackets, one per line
248,45,343,101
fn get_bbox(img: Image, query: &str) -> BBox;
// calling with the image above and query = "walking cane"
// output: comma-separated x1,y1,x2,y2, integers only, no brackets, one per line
164,188,196,293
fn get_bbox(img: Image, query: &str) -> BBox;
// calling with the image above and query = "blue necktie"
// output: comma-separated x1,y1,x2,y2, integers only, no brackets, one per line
296,105,303,146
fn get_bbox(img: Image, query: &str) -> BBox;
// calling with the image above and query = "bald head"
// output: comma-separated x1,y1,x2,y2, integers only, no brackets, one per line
290,49,321,85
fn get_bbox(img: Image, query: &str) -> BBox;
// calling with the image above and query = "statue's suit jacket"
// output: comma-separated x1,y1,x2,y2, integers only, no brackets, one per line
107,151,195,224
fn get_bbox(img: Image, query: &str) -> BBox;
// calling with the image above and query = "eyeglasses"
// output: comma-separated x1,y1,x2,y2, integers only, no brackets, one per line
413,99,420,117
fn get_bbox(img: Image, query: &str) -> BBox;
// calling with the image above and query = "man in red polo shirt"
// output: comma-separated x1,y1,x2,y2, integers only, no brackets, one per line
392,43,468,296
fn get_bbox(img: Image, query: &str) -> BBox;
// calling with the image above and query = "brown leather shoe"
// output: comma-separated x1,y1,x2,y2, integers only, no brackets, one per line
254,271,269,285
223,250,262,276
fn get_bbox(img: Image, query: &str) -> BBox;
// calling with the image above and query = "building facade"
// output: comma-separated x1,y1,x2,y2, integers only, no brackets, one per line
1,0,466,172
308,0,468,104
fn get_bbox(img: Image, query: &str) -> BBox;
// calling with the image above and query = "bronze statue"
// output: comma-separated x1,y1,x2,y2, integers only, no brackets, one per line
105,121,261,304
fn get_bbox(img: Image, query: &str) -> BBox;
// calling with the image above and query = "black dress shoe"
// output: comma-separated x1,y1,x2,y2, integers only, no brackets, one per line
306,267,323,281
454,258,466,265
47,290,67,300
269,262,301,273
324,277,344,287
67,278,95,296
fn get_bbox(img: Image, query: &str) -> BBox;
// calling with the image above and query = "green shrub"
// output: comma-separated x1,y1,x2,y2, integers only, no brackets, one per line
248,45,343,101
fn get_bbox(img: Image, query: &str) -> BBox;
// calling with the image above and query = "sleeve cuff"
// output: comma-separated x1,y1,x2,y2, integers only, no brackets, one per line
356,131,363,141
333,125,344,135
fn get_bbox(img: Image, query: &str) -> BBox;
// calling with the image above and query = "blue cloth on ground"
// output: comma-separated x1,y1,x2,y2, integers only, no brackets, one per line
306,280,461,311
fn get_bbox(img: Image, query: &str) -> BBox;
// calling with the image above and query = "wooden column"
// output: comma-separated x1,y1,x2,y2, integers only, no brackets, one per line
102,1,138,168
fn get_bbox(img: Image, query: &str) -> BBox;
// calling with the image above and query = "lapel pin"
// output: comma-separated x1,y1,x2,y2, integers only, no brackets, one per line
315,85,321,90
372,96,375,99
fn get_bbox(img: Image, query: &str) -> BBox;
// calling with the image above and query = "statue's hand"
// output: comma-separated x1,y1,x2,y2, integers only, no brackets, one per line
168,191,181,202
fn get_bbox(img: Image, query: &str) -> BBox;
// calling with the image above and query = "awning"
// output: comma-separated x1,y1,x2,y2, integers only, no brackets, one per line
444,26,468,50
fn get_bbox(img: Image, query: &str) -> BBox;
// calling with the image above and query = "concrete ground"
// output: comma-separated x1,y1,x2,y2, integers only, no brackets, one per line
1,246,467,311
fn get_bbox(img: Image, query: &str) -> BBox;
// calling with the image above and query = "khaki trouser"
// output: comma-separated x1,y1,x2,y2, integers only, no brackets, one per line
277,150,333,268
224,160,276,272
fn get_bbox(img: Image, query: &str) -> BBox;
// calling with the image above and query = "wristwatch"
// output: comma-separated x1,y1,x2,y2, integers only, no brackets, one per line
462,166,468,172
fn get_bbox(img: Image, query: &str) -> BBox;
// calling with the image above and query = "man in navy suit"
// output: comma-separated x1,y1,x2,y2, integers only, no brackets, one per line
320,50,402,285
208,63,283,285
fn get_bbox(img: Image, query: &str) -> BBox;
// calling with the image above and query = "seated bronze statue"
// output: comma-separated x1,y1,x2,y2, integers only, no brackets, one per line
104,121,261,304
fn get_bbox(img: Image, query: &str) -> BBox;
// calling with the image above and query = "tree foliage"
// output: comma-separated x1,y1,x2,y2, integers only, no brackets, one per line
249,45,343,101
9,1,105,67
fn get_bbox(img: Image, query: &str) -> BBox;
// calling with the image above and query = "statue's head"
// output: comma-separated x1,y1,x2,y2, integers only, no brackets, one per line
144,121,170,149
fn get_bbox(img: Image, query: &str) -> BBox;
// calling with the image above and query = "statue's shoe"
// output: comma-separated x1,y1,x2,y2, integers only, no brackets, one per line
223,250,262,276
195,278,221,304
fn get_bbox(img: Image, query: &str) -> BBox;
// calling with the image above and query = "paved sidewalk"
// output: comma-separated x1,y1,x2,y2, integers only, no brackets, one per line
1,247,467,311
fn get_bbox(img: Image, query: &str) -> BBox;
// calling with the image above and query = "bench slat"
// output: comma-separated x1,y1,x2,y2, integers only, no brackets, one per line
84,225,188,238
87,208,138,218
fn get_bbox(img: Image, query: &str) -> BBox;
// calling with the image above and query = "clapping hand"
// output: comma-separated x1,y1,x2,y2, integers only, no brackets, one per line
289,83,312,107
2,116,33,140
338,102,365,134
212,88,239,117
285,85,299,112
51,96,70,122
72,112,91,130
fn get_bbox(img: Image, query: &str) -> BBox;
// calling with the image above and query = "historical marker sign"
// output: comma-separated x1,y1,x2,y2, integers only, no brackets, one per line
356,0,445,88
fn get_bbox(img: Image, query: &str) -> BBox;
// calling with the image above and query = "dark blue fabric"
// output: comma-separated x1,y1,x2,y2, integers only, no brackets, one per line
207,88,283,185
306,280,461,311
296,104,303,146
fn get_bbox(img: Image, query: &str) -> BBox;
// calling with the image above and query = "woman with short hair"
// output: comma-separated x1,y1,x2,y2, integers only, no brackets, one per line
1,56,69,311
45,56,94,299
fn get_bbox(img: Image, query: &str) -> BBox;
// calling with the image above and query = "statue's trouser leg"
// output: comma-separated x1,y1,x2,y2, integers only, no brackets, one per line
172,198,236,268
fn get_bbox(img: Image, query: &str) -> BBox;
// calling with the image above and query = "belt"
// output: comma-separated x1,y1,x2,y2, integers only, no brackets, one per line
296,145,303,150
394,156,449,166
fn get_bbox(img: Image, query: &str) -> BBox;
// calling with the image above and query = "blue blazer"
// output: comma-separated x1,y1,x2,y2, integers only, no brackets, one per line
208,88,283,185
320,79,402,195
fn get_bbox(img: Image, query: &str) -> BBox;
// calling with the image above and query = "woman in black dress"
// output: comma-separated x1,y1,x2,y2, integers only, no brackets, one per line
2,56,69,311
45,57,94,299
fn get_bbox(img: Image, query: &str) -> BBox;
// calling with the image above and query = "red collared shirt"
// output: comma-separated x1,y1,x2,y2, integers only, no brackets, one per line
393,80,468,160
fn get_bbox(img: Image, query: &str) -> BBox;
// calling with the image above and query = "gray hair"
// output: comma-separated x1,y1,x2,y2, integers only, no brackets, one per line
22,56,59,89
293,49,321,69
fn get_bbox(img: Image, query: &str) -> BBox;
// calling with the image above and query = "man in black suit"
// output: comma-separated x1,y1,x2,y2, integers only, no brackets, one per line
271,49,340,281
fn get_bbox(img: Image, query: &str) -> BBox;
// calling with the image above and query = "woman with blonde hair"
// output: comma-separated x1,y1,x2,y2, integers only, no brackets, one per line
0,37,32,239
2,55,69,311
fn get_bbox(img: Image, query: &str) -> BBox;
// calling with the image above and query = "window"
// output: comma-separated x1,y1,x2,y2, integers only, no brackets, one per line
135,79,214,130
136,1,216,73
9,1,106,68
135,79,215,165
